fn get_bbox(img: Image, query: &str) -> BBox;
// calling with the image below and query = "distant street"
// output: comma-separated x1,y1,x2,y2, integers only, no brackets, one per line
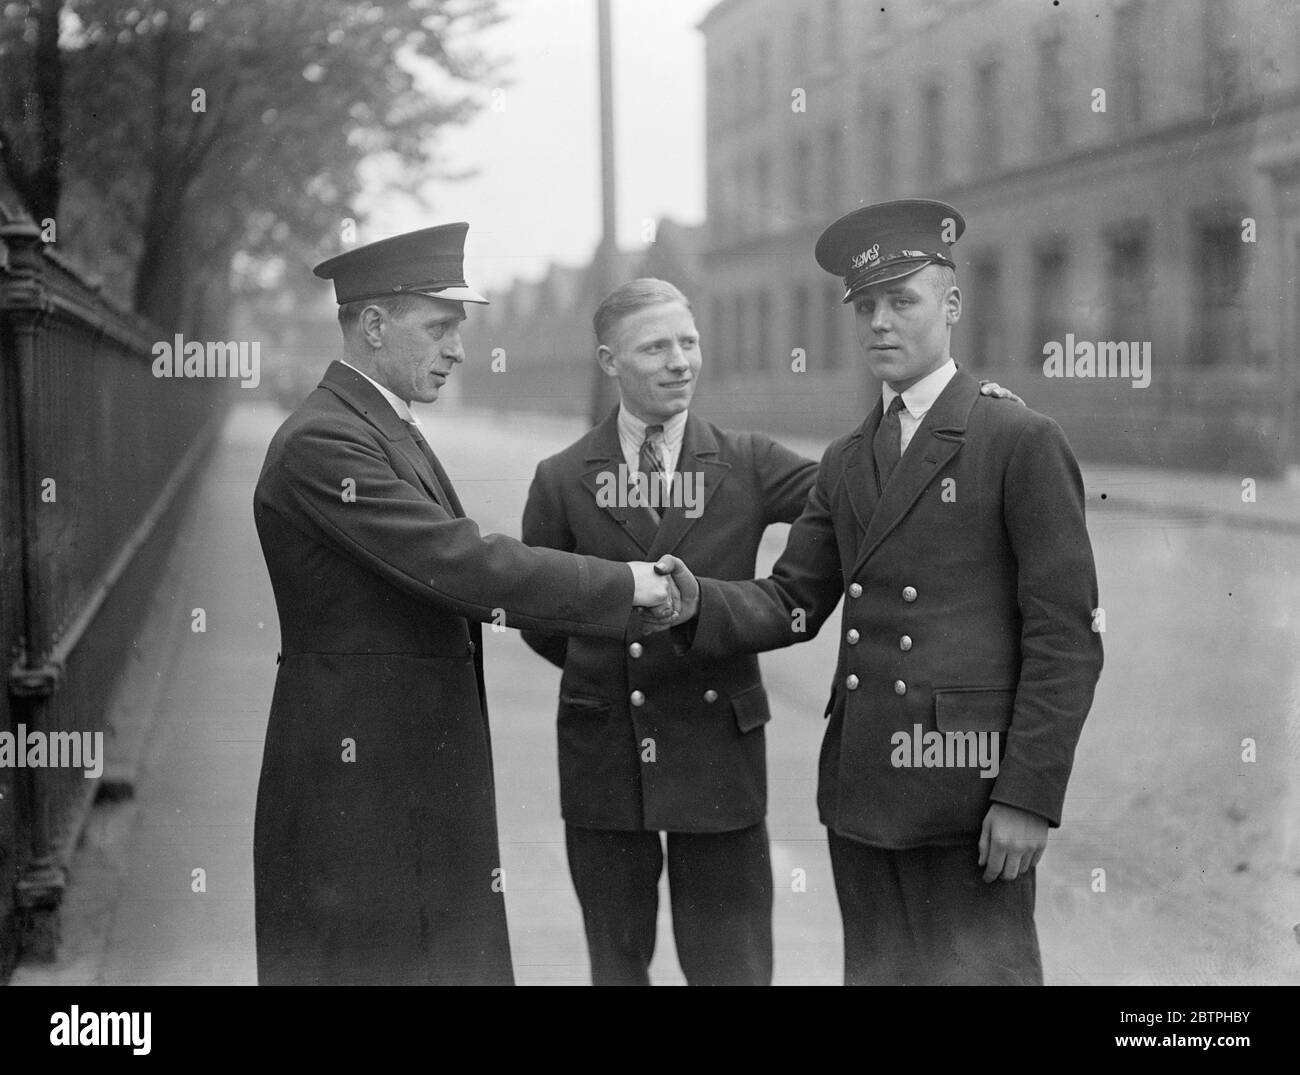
15,398,1300,986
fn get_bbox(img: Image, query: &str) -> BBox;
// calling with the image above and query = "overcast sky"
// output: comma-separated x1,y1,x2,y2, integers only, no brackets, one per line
358,0,716,293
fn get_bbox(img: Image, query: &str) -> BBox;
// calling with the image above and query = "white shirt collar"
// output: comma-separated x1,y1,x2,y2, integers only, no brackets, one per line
340,359,419,426
881,358,958,419
616,404,688,450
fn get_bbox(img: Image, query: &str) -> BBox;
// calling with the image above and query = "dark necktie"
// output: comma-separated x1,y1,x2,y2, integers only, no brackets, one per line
637,424,667,524
406,421,462,517
873,395,907,492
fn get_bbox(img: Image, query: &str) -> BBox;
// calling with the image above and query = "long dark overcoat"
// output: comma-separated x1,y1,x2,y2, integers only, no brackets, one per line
252,361,633,984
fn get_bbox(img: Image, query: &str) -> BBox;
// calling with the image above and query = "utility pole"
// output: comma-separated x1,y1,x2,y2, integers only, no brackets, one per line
588,0,619,424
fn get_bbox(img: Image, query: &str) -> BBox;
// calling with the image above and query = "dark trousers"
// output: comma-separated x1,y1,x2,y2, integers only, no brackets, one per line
564,821,773,986
827,828,1043,986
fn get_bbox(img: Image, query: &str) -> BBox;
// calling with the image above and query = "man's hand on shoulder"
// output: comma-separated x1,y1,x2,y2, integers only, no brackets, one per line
978,802,1049,883
978,379,1026,407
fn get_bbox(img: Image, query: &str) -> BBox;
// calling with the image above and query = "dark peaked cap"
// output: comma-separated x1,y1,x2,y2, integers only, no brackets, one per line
816,199,965,303
313,222,488,305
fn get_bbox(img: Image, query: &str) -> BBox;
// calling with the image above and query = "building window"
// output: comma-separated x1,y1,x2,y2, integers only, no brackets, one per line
967,251,1004,369
1032,237,1070,364
711,297,727,375
1037,35,1067,155
1193,212,1247,366
1203,0,1244,114
823,0,841,63
922,82,945,182
733,53,748,120
793,11,811,77
1114,2,1144,131
875,105,896,197
755,36,770,111
756,290,772,374
825,281,843,369
824,126,843,213
793,284,811,368
791,136,811,217
1106,221,1152,342
974,59,1001,175
733,293,747,374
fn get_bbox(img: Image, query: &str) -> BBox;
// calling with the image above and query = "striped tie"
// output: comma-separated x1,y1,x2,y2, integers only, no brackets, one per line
637,424,666,523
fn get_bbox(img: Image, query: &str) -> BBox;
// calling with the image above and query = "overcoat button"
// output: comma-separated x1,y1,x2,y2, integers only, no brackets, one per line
704,689,718,703
630,690,646,707
846,674,860,690
902,586,918,602
894,680,907,695
848,583,863,598
629,642,643,658
846,628,860,644
899,635,912,651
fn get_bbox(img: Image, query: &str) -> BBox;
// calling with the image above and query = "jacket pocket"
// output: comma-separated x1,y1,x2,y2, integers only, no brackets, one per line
730,684,771,734
559,693,613,714
933,687,1016,734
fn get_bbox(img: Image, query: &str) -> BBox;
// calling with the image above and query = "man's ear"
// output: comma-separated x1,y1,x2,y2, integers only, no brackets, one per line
360,304,386,349
596,345,619,378
944,286,962,326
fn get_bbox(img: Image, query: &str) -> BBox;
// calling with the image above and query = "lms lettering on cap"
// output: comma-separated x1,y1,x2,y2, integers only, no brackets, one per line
815,199,965,303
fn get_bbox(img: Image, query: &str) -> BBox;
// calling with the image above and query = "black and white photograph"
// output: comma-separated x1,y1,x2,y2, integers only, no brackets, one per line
0,0,1296,1036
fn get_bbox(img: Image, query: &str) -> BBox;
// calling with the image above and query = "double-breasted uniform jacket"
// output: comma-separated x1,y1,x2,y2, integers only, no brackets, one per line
686,369,1104,848
252,361,635,985
520,409,817,833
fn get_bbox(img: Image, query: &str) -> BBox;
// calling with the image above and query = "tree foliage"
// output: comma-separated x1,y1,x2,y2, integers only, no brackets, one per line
0,0,503,330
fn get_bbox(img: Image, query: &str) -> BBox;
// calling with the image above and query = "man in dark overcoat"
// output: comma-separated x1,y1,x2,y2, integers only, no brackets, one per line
661,200,1104,985
252,225,684,985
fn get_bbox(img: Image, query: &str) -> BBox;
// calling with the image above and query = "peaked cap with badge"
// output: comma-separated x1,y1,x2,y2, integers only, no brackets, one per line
815,199,965,303
313,221,489,305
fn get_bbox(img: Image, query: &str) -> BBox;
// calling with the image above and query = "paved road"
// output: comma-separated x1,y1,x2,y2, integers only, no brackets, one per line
13,399,1300,985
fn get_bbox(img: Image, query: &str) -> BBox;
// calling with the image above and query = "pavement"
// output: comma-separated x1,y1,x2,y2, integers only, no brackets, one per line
8,398,1298,986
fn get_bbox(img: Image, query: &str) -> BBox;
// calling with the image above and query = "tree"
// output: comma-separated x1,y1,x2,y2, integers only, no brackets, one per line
1,0,503,330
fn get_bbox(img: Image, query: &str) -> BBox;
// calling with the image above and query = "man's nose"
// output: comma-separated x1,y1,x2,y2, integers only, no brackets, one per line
665,343,690,369
442,331,465,363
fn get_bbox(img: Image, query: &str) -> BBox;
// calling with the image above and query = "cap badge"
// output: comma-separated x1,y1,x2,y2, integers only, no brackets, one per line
852,244,881,270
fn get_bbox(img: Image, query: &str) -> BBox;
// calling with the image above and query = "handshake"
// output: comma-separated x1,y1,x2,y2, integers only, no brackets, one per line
628,556,700,630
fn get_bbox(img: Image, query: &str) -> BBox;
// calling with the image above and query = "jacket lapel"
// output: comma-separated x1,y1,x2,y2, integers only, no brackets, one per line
646,414,730,560
842,406,882,536
318,361,456,512
578,408,659,554
851,369,981,578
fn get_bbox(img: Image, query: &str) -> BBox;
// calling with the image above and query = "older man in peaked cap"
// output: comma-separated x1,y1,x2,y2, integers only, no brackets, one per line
252,224,689,985
663,200,1103,985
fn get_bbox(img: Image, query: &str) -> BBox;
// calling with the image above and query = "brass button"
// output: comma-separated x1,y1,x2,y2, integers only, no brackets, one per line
848,583,863,598
846,628,860,645
846,674,860,690
703,689,718,703
899,635,912,651
893,680,907,696
902,586,917,602
630,690,646,707
628,642,643,658
467,641,477,656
